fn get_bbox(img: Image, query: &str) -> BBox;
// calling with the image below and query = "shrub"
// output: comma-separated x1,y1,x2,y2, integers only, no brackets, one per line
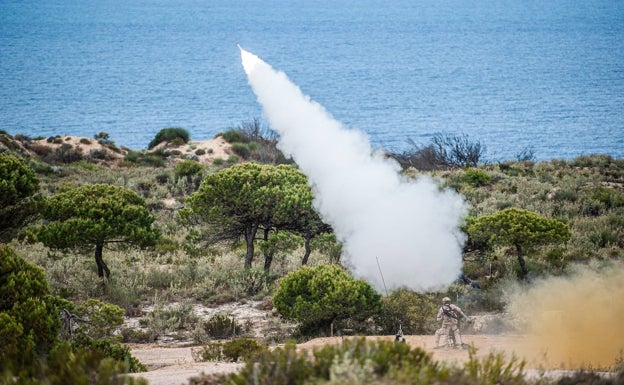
390,133,487,170
94,132,114,146
195,148,206,156
120,328,152,343
273,264,381,335
226,338,433,385
75,299,125,340
202,312,242,339
221,337,267,362
230,269,276,297
193,341,224,361
461,168,492,187
174,159,204,181
155,172,170,184
87,148,114,161
592,187,624,209
124,150,141,163
227,341,313,385
124,151,167,167
0,153,43,242
56,143,83,164
378,288,438,335
11,342,148,385
71,334,146,373
141,302,199,340
554,188,578,203
220,129,249,144
0,245,65,374
231,143,251,159
79,138,91,145
148,127,190,149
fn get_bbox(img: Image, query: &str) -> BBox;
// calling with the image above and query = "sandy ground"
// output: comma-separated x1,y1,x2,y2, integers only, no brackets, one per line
127,334,581,385
128,345,243,385
28,134,232,165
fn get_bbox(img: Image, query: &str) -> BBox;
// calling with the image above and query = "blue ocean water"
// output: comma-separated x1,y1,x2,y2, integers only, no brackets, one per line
1,0,623,161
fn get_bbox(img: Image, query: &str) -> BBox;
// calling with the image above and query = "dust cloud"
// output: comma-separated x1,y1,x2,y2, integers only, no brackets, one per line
506,263,624,369
239,46,468,292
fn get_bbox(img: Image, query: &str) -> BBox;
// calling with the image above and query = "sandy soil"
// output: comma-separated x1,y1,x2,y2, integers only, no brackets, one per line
127,334,569,385
27,134,232,165
128,345,243,385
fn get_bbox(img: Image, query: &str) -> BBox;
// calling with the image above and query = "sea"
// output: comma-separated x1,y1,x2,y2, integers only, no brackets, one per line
1,0,623,162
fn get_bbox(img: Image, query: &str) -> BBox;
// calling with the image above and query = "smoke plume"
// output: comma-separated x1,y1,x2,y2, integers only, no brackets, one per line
239,46,468,291
507,264,624,369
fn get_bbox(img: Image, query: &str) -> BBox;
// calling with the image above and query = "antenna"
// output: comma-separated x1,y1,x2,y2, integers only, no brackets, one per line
376,256,389,297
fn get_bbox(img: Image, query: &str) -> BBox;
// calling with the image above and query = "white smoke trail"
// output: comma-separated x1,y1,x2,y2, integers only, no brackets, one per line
239,46,468,291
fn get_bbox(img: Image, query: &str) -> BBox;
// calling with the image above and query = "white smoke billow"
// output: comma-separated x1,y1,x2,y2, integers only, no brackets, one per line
239,46,468,291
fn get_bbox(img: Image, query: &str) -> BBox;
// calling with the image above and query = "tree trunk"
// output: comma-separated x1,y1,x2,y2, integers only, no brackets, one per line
94,242,110,279
263,253,274,272
262,228,274,272
244,224,259,269
515,243,528,279
301,237,312,265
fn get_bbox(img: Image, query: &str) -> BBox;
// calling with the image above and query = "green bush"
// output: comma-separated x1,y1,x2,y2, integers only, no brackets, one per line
148,127,190,149
553,188,578,203
120,328,152,343
221,337,267,362
0,245,64,374
312,338,432,380
174,159,204,181
202,312,242,339
219,129,249,144
378,288,438,335
140,302,199,341
227,341,313,385
0,153,43,242
71,334,146,373
592,187,624,209
75,299,125,340
123,150,167,167
194,341,224,361
94,132,114,146
231,143,251,159
226,338,432,385
273,265,381,335
461,168,492,187
5,342,148,385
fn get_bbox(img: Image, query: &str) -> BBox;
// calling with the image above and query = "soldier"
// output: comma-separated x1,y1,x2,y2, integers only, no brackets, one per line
434,297,471,349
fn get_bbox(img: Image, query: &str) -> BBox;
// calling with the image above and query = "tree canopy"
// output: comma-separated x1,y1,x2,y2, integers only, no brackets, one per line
185,162,329,270
467,208,571,279
0,153,43,242
0,244,64,374
37,184,160,278
273,264,381,335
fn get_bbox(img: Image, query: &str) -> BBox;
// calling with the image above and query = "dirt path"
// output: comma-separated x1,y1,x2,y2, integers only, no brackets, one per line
128,334,561,385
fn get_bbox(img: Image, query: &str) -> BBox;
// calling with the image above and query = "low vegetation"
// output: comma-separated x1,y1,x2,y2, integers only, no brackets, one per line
1,127,623,383
191,338,623,385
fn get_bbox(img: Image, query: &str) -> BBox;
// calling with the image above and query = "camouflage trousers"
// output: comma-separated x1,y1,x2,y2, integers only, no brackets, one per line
435,322,463,347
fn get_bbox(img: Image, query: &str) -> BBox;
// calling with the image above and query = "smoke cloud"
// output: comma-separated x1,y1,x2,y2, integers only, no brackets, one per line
239,46,468,291
506,263,624,369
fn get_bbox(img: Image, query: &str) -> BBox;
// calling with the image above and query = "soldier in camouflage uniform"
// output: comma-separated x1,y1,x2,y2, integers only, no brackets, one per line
434,297,471,349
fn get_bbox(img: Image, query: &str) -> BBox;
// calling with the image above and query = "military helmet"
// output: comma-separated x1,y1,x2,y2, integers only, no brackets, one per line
442,297,451,304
